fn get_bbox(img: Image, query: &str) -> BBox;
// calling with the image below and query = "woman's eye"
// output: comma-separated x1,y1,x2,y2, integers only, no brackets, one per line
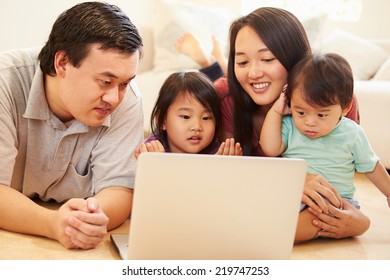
236,60,248,66
262,58,275,63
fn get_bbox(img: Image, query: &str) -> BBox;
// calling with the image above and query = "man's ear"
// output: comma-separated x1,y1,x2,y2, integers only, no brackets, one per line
54,51,68,77
342,101,353,116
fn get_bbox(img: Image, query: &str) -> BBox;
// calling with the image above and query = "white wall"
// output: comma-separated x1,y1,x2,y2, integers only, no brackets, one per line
0,0,388,52
0,0,239,51
0,0,240,72
323,0,390,39
0,0,153,51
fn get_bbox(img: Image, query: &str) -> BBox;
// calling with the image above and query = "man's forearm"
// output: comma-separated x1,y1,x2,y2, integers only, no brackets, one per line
95,187,133,230
0,184,55,238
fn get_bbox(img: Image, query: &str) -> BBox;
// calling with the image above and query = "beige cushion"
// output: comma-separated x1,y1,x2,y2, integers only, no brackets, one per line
302,14,327,49
372,56,390,80
320,29,389,80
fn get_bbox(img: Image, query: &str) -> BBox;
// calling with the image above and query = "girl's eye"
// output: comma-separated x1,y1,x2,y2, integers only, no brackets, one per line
203,116,213,121
179,115,190,119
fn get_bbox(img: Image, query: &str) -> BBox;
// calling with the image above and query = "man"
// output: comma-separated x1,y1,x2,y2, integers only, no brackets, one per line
0,2,143,249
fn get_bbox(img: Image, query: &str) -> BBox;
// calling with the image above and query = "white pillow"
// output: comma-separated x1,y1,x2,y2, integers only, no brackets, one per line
372,56,390,80
135,70,178,132
151,0,233,72
320,29,389,80
301,14,327,50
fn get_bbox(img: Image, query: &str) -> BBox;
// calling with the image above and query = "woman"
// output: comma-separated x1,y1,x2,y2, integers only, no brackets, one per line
176,7,369,242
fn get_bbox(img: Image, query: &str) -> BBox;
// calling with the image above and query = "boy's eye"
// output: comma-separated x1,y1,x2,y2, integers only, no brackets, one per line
317,114,327,118
297,111,305,116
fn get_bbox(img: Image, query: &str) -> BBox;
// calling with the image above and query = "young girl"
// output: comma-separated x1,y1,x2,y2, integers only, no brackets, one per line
260,52,390,240
135,71,242,158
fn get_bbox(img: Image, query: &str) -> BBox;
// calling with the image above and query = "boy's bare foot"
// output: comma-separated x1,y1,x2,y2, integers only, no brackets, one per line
175,32,214,68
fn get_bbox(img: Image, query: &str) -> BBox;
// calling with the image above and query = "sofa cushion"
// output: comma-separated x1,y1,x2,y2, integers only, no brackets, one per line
320,29,389,80
301,14,327,49
372,56,390,80
136,70,178,133
151,0,233,73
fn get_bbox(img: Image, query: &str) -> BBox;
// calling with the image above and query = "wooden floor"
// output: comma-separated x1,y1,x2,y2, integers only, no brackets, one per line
1,173,388,260
291,172,390,260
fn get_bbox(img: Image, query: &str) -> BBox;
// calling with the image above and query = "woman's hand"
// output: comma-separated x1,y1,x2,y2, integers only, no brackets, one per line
134,140,165,159
216,138,242,156
303,174,344,214
308,199,370,238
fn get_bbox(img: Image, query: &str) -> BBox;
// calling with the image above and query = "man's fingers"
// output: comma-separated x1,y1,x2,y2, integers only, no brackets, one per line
65,225,103,249
65,198,88,212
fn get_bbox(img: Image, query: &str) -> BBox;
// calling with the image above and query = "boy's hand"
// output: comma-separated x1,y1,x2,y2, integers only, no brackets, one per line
303,174,343,214
273,92,291,115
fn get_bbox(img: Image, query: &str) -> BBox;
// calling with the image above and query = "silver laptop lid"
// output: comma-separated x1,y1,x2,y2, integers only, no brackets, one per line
128,153,306,260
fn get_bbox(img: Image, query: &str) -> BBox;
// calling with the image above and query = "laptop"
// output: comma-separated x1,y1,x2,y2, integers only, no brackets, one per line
111,153,306,260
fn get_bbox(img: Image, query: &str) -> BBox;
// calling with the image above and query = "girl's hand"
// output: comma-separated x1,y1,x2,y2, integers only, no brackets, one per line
216,138,242,156
303,174,343,214
134,140,165,159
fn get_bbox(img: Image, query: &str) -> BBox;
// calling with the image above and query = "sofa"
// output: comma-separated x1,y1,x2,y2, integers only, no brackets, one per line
354,80,390,169
320,35,390,169
134,0,390,169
